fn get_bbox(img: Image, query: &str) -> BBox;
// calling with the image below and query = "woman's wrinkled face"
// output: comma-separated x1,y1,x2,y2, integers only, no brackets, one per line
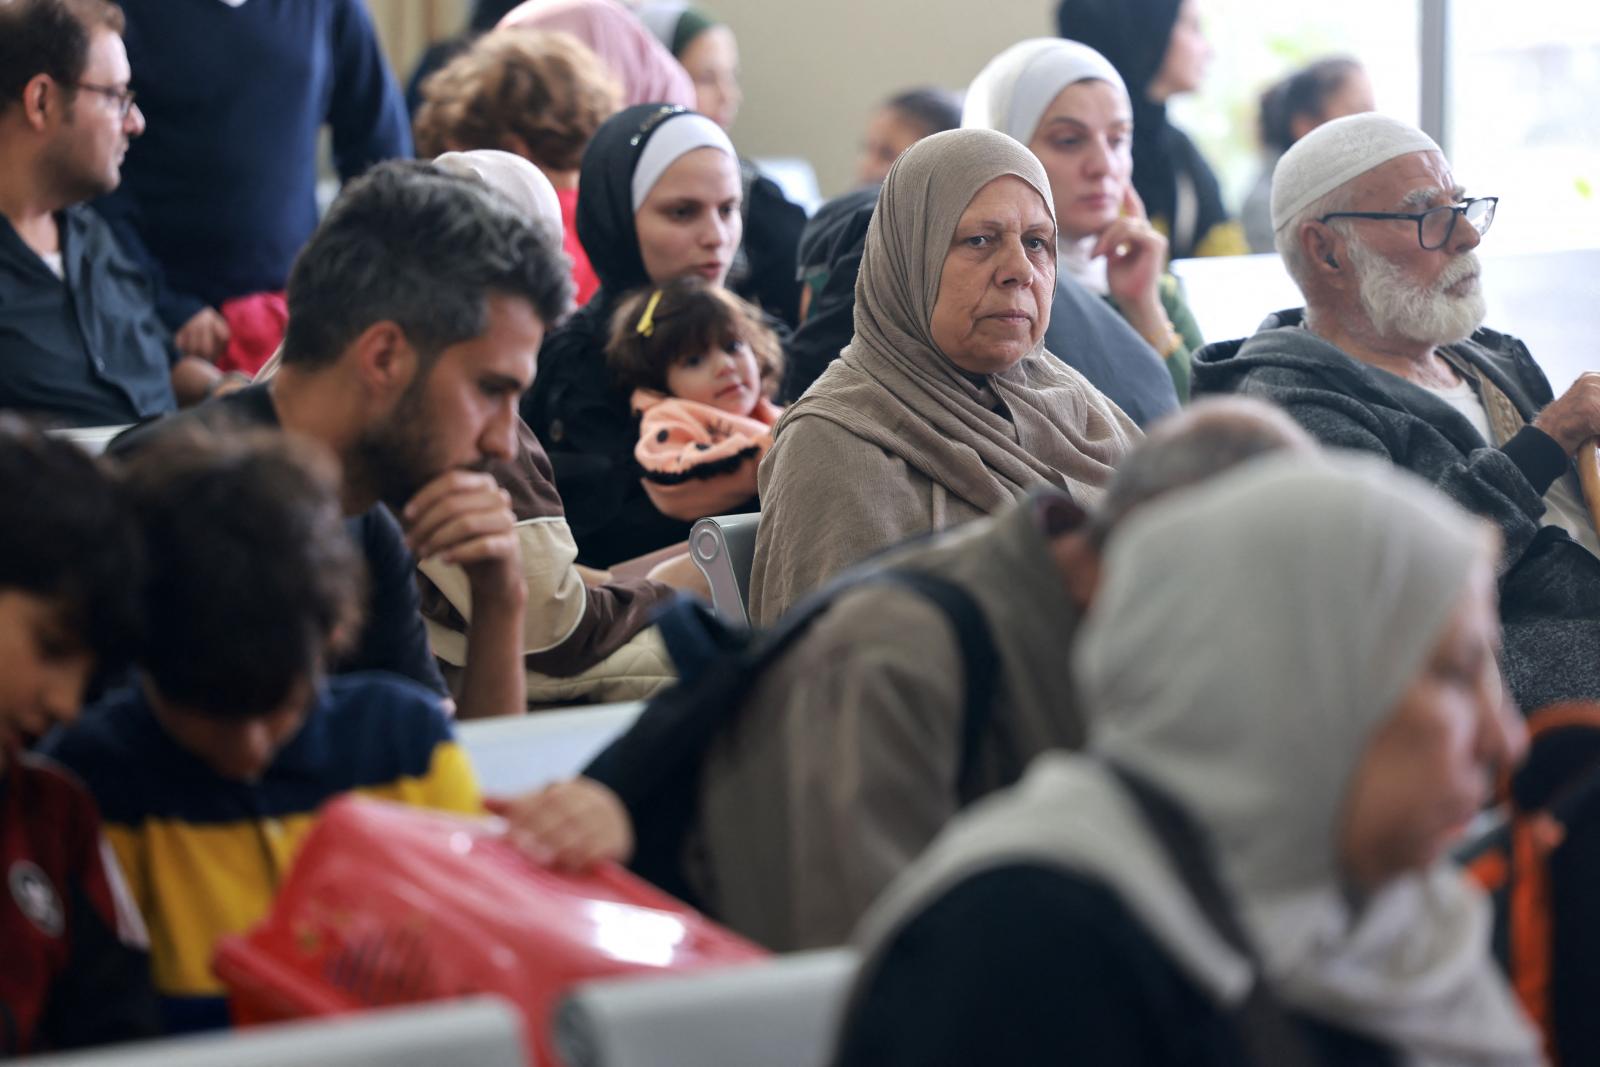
635,146,743,287
1148,0,1210,101
1028,79,1134,242
1338,556,1528,891
928,175,1056,376
680,26,742,131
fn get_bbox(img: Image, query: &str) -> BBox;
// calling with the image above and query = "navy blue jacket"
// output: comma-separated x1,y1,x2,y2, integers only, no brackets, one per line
93,0,411,328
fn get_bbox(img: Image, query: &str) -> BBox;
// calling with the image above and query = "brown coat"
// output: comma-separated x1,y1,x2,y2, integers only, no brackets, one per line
691,496,1087,950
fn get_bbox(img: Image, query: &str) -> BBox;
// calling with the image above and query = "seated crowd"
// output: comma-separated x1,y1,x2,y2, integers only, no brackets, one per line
2,0,1598,1063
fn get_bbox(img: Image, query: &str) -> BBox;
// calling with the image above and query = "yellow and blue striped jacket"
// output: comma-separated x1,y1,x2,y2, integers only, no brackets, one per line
44,673,481,1033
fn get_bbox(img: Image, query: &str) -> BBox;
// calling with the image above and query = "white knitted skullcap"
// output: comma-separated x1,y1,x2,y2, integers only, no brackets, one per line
1271,113,1442,233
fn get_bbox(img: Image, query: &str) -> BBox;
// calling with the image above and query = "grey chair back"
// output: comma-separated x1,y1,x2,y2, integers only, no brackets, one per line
689,512,761,626
554,949,857,1067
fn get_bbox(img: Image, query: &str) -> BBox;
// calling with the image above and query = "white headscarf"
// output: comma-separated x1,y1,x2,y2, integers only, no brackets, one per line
628,112,735,211
253,152,570,384
856,454,1543,1066
963,38,1130,295
433,149,564,241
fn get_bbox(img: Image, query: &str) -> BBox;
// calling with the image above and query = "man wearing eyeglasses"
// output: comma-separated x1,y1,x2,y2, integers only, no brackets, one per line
1194,111,1600,716
0,0,223,427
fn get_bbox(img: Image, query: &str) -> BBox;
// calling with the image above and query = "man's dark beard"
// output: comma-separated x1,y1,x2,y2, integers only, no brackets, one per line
347,381,444,514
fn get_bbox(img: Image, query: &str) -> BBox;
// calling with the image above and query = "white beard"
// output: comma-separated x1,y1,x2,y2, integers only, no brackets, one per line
1345,238,1487,346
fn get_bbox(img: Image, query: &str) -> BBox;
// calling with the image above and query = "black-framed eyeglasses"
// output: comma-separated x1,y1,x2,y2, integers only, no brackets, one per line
73,81,137,118
1317,196,1497,251
629,104,689,147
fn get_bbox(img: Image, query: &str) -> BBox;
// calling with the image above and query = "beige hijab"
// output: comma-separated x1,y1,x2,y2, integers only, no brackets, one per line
778,127,1137,516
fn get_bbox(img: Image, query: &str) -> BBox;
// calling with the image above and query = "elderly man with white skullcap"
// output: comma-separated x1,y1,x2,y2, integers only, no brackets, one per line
1193,112,1600,715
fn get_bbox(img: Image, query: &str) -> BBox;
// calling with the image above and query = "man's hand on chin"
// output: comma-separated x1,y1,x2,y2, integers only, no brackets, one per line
403,469,527,719
403,469,525,606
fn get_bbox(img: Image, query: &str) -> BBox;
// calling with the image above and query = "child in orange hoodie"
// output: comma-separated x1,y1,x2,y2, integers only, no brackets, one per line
607,278,784,522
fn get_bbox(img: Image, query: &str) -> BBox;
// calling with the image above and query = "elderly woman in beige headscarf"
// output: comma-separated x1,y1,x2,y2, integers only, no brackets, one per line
836,453,1541,1066
748,128,1139,624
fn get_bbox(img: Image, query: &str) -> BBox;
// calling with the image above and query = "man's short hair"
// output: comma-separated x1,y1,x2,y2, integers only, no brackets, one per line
0,414,141,672
1085,397,1318,549
119,431,365,718
279,160,573,370
0,0,125,114
413,28,620,172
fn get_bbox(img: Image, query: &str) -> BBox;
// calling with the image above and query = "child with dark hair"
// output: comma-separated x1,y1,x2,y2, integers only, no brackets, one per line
0,415,158,1055
607,277,783,522
43,431,484,1034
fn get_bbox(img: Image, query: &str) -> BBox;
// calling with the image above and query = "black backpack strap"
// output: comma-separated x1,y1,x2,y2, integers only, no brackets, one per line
1109,765,1321,1067
873,570,1001,804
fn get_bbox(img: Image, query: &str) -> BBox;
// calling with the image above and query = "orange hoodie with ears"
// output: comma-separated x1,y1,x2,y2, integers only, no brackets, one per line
631,389,783,521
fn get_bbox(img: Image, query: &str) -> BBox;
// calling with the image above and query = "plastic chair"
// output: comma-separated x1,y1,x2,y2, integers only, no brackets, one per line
689,513,760,627
554,948,858,1067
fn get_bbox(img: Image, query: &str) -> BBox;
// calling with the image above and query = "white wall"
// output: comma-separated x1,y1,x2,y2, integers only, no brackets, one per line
712,1,1058,199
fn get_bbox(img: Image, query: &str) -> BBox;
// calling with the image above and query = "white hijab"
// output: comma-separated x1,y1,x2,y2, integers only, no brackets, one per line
254,151,569,383
963,37,1131,296
433,149,564,242
857,453,1543,1066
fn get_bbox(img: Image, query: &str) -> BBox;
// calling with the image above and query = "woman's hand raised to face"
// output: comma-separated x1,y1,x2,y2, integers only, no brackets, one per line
1094,187,1170,346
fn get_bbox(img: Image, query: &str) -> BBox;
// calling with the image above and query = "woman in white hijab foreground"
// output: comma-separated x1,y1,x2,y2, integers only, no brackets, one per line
835,453,1542,1067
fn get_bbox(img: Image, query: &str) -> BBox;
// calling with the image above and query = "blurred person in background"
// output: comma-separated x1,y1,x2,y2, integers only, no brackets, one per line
635,2,807,326
92,0,412,376
414,28,621,306
403,0,525,116
855,87,962,187
1056,0,1247,259
1242,57,1375,252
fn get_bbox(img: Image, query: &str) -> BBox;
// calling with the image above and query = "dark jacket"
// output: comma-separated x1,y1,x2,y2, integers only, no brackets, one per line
1192,309,1600,712
94,0,411,327
729,162,807,331
0,207,176,427
523,105,713,565
836,864,1395,1067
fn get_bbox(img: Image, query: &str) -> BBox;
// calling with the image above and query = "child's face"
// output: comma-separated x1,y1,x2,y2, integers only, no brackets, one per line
0,591,94,757
149,675,316,783
666,337,763,415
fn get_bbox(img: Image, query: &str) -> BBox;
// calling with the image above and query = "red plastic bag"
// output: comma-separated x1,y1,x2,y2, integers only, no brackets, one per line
213,796,767,1065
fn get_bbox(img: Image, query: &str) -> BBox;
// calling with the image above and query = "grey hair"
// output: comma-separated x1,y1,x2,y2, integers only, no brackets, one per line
1275,183,1356,292
1085,397,1317,550
281,160,572,370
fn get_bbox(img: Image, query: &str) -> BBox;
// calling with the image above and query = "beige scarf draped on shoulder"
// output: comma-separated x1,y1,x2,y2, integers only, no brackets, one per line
775,128,1138,516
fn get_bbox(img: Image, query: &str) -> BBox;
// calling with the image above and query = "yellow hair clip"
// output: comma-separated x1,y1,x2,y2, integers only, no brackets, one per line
636,289,664,338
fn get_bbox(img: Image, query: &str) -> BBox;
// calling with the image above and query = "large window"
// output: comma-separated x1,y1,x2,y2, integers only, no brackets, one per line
1169,0,1421,213
1168,0,1599,254
1447,1,1600,252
